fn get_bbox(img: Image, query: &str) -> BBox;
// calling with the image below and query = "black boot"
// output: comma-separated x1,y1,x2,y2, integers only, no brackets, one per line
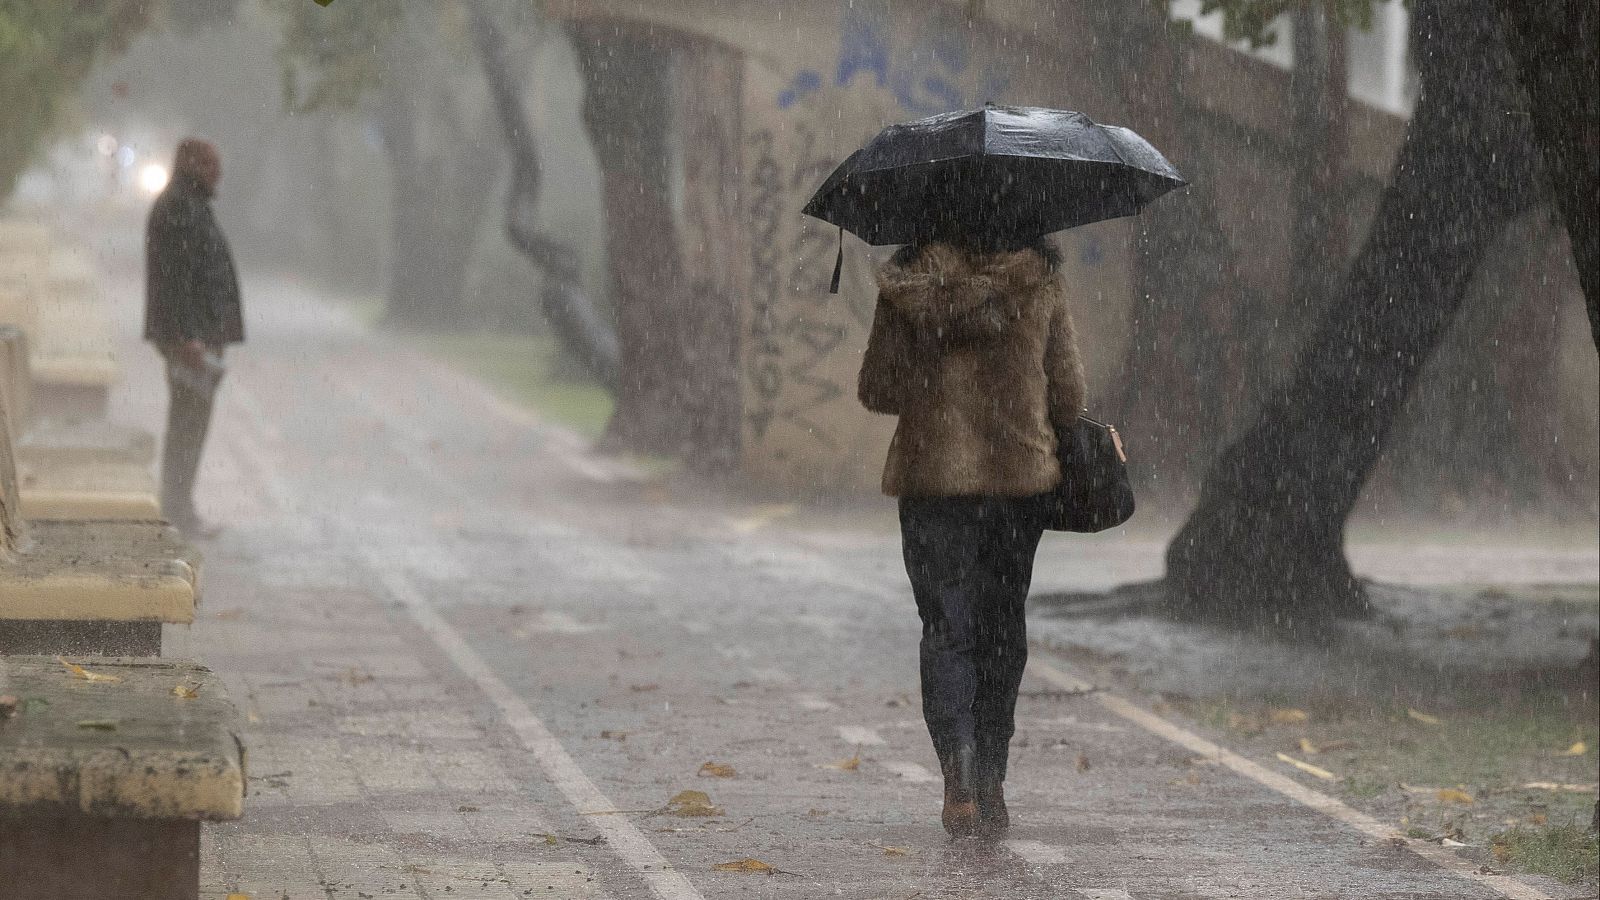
976,775,1008,835
941,744,979,838
975,741,1010,835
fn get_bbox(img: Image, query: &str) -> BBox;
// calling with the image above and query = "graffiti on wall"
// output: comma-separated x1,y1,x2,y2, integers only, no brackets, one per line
743,4,1015,487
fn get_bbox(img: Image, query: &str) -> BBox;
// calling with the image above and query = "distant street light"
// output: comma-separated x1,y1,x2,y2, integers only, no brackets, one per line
139,163,170,195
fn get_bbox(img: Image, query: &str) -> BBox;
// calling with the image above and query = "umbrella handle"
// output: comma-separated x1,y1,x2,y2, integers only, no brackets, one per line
829,227,843,294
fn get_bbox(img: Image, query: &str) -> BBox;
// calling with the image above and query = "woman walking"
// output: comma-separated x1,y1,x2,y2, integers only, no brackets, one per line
858,233,1085,838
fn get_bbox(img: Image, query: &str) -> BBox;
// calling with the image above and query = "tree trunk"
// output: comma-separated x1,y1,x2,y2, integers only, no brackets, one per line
1493,0,1600,350
377,3,498,331
571,22,687,456
1086,1,1276,506
571,21,743,467
1289,5,1349,314
467,3,619,388
672,39,745,474
1164,0,1544,629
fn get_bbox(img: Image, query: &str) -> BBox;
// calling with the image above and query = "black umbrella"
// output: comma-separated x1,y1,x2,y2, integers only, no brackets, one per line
804,104,1187,290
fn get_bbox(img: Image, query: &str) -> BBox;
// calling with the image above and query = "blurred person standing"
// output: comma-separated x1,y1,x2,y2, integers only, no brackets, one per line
144,138,242,538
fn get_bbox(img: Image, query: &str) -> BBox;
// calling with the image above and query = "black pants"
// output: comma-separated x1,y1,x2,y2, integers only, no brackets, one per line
899,495,1045,781
160,356,220,523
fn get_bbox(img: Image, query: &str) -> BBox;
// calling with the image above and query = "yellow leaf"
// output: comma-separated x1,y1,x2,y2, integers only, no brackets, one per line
1298,738,1321,755
1436,788,1474,804
822,755,861,771
1522,781,1599,793
1559,741,1587,757
698,762,737,778
664,790,723,817
227,894,251,900
1407,708,1443,726
712,858,774,874
172,682,201,699
1226,712,1263,733
878,845,911,857
56,657,121,683
1269,708,1309,725
1275,752,1336,781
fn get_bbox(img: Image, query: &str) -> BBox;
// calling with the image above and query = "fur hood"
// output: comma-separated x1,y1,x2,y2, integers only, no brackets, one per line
875,243,1058,345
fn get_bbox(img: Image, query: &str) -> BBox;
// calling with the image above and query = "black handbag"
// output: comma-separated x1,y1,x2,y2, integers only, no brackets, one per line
1041,414,1136,533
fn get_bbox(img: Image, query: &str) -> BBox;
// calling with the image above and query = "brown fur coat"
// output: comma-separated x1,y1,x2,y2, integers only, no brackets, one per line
858,242,1086,498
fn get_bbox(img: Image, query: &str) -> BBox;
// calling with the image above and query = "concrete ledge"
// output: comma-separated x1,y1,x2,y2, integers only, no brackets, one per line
0,572,194,624
18,458,160,519
30,356,118,387
19,490,161,520
19,419,156,467
0,656,245,821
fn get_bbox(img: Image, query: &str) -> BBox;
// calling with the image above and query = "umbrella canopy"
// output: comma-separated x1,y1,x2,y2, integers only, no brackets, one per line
804,105,1187,248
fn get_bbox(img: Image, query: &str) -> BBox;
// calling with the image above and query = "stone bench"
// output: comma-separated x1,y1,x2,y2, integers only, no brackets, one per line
0,244,119,418
0,395,200,657
0,655,245,900
0,327,159,521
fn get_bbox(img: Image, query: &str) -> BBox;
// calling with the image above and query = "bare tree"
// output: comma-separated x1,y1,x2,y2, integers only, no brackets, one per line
1165,0,1544,628
466,4,618,387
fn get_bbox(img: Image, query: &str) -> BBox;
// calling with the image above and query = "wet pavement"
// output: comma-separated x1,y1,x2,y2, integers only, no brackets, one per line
99,277,1590,899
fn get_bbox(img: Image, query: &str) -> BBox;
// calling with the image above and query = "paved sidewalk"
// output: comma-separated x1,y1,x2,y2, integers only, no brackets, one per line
96,278,1588,900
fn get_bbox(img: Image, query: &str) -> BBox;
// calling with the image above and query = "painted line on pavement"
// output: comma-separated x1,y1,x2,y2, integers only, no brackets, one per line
228,381,704,900
1027,657,1554,900
364,559,705,900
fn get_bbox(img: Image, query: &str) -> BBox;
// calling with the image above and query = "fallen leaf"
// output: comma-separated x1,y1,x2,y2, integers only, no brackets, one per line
0,695,17,719
1226,712,1264,734
246,709,261,724
1075,753,1091,772
76,719,119,731
874,844,912,857
712,858,774,874
1407,708,1443,726
226,894,251,900
822,755,861,772
698,762,737,779
172,682,201,699
1436,788,1474,805
1269,708,1309,725
1298,737,1320,755
1275,752,1336,781
1558,741,1587,757
664,789,723,817
1521,781,1599,793
57,657,121,683
1528,812,1548,825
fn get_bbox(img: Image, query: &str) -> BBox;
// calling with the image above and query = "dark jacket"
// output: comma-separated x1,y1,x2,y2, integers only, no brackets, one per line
144,173,243,346
858,242,1086,498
